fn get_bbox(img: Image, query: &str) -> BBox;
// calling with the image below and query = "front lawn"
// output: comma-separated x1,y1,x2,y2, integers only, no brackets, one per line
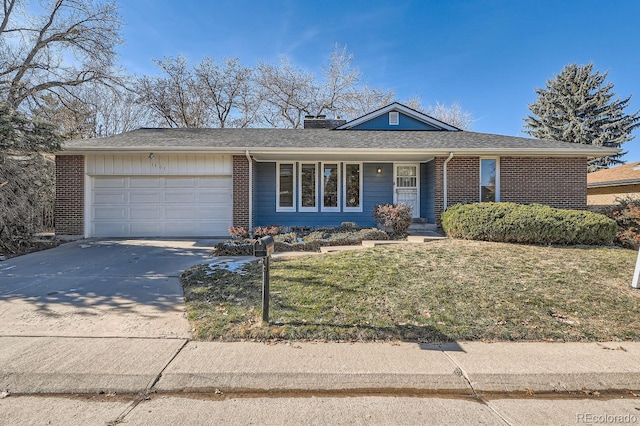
181,240,640,342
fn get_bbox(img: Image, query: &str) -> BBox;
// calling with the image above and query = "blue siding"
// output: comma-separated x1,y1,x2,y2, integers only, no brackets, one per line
351,112,441,130
254,162,393,227
420,160,435,223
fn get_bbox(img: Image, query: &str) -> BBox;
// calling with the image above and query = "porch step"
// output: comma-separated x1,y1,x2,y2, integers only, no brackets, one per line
407,222,441,235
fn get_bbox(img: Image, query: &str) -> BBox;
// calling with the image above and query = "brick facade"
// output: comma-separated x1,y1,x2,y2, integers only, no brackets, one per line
434,156,588,223
434,156,480,223
500,157,586,209
55,155,85,236
232,155,251,228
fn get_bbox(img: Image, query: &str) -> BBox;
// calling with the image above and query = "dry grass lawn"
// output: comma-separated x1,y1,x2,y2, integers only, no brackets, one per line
181,239,640,342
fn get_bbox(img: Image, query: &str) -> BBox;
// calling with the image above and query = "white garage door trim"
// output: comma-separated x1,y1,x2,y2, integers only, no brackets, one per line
84,154,234,238
88,175,232,238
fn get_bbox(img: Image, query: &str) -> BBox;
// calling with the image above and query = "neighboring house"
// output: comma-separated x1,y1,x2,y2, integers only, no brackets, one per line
55,102,617,238
587,162,640,208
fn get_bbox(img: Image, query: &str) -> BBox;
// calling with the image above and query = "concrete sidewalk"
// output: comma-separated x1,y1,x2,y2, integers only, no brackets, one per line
1,337,639,396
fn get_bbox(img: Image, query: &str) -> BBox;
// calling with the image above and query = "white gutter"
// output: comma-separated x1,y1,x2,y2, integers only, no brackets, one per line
245,150,253,233
443,152,454,210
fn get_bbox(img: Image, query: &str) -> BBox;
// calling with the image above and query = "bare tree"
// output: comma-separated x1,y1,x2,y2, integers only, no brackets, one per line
317,44,360,116
195,57,258,128
405,96,473,129
29,81,152,138
135,55,207,128
0,0,122,110
255,45,395,126
255,57,318,128
341,84,395,119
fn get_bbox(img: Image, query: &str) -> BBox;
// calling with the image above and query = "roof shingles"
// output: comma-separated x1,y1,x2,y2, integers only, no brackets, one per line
60,128,618,156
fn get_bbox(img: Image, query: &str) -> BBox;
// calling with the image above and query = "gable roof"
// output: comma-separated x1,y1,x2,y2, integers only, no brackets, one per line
587,162,640,188
335,102,461,131
60,127,619,161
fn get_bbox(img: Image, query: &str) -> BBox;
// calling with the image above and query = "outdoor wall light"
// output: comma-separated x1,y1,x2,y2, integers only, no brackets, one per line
377,167,382,174
148,152,155,160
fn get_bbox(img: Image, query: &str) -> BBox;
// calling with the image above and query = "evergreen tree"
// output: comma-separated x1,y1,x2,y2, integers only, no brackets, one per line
523,63,640,171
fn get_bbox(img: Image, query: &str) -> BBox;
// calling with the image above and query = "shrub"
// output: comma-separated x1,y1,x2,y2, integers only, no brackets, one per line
213,240,253,256
605,197,640,249
440,202,617,246
227,226,249,239
302,231,326,242
357,228,390,241
253,225,280,237
274,232,297,244
339,221,358,229
373,203,413,238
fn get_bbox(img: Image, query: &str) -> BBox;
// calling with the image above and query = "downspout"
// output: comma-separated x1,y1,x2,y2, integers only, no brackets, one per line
443,152,454,211
245,150,253,233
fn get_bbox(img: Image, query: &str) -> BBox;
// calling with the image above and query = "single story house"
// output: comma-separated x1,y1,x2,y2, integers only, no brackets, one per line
587,162,640,208
55,102,617,238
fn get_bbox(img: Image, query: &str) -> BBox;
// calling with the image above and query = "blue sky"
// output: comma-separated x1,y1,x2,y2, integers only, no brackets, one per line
117,0,640,162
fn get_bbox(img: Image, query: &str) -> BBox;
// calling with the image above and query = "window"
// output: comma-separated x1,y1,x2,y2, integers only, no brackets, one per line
321,162,340,211
343,163,362,212
277,162,295,211
299,163,317,211
480,158,499,202
389,111,399,125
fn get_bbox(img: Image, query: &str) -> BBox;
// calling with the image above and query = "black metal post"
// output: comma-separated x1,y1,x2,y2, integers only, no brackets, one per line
262,255,270,324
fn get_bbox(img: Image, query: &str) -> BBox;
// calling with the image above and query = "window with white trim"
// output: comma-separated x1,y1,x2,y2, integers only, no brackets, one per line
321,162,340,211
389,111,399,125
343,163,362,212
299,163,318,211
480,158,499,202
276,162,296,211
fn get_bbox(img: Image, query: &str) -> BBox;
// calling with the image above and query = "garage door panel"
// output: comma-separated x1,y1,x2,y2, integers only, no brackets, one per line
130,207,161,220
94,177,126,188
165,207,196,220
94,222,128,237
164,192,196,203
130,192,161,204
130,223,162,236
197,189,229,201
90,175,232,237
199,207,232,217
129,178,162,188
165,178,196,188
199,177,231,188
94,193,127,204
93,207,126,220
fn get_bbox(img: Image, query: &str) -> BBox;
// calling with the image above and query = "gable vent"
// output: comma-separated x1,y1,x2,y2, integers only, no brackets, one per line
389,111,399,125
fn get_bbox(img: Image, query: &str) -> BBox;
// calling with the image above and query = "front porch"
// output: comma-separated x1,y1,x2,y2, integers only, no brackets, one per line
253,159,437,228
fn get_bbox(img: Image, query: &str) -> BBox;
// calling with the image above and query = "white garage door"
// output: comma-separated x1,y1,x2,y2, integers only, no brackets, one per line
91,176,232,237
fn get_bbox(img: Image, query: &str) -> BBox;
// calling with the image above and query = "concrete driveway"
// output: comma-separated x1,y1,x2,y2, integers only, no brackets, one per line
0,239,220,338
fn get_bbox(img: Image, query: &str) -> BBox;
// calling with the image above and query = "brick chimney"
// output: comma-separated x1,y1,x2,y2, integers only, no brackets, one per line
303,115,347,129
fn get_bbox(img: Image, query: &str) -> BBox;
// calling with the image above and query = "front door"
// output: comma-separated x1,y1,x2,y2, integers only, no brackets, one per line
394,164,420,218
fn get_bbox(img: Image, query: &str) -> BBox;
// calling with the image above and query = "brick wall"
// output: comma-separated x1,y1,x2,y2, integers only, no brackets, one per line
587,184,640,206
434,156,479,223
501,157,586,209
232,155,251,228
434,156,588,223
55,155,85,236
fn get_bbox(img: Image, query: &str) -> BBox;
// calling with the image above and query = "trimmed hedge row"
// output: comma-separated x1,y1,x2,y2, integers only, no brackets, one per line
441,202,617,246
